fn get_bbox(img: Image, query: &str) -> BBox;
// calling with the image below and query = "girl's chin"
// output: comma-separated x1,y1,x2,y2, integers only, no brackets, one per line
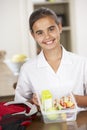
45,43,56,49
44,45,57,50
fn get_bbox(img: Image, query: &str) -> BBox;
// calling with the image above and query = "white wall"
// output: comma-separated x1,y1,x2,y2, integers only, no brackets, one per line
74,0,87,57
0,0,36,59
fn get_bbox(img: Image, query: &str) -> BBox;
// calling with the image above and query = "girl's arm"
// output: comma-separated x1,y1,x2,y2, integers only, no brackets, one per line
74,95,87,107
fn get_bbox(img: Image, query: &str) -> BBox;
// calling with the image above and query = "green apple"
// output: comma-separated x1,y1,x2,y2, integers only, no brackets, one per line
46,107,58,120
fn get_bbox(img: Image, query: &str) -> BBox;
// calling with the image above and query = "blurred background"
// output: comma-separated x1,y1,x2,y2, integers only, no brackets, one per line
0,0,87,59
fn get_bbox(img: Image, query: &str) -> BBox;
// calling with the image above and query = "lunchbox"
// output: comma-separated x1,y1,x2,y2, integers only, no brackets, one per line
37,90,78,123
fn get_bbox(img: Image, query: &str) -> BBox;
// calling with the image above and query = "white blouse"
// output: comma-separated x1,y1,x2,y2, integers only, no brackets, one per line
14,47,87,103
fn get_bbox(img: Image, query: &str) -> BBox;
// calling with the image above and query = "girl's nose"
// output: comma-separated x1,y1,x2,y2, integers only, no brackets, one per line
44,31,50,39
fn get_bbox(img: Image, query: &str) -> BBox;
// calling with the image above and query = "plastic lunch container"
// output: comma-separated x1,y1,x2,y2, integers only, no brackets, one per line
37,90,78,124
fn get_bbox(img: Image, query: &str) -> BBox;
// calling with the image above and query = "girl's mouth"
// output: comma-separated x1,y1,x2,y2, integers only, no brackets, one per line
43,39,55,45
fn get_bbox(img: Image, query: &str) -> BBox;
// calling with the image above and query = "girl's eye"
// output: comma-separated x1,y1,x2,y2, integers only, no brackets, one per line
49,26,55,32
36,31,43,36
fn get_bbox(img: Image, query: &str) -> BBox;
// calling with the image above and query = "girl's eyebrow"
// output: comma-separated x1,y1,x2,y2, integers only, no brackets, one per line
48,25,55,29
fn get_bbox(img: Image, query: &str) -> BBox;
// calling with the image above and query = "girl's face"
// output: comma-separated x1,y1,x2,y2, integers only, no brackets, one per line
32,16,62,51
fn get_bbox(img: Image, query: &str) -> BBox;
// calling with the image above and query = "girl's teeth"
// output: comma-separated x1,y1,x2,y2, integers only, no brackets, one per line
46,41,53,45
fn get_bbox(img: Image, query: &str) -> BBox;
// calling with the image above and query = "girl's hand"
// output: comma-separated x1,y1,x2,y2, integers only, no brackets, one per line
31,93,39,106
31,93,40,111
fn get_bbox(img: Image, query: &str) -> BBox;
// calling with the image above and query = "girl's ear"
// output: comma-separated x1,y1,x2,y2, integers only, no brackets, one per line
58,23,62,34
29,31,35,40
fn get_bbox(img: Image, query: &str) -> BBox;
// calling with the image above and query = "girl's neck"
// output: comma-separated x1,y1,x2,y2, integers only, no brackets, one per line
43,45,62,62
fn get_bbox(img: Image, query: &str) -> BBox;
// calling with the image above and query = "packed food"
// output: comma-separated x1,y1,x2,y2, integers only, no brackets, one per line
41,90,75,112
40,90,77,122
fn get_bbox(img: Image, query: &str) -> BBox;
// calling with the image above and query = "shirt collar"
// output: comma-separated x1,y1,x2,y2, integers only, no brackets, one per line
37,50,49,67
61,46,72,65
37,46,72,68
61,46,72,64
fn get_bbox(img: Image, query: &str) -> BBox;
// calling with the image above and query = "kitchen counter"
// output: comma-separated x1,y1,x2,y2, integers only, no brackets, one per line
0,61,17,97
26,110,87,130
